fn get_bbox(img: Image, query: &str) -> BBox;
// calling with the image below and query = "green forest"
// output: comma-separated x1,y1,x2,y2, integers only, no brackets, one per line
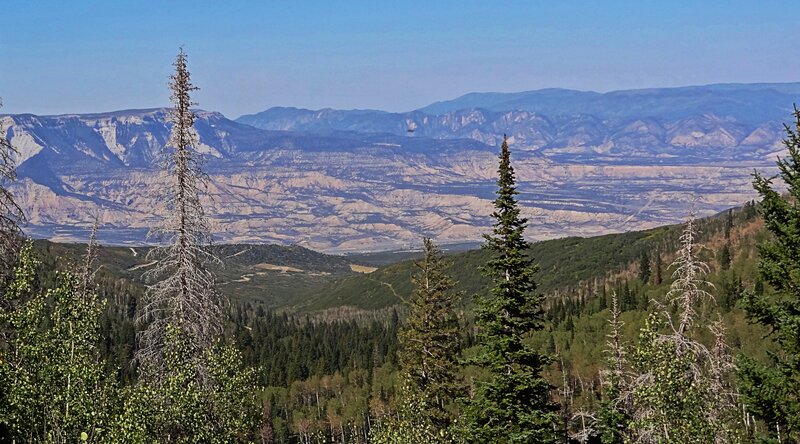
2,51,800,443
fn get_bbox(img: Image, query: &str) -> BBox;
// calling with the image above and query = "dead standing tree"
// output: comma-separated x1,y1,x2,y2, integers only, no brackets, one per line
0,99,25,288
666,210,714,340
78,219,100,300
628,212,744,442
136,49,222,381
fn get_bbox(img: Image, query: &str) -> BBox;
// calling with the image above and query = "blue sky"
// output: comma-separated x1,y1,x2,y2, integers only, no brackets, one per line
1,1,797,117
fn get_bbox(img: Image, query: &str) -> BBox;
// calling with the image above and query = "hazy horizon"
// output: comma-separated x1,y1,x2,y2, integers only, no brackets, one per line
2,1,798,117
2,81,798,120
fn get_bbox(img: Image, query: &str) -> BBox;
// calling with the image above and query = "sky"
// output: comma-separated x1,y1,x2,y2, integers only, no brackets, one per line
1,1,798,118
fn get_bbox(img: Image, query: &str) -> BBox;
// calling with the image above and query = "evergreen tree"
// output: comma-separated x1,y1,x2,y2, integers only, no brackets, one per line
742,200,758,220
462,135,557,443
621,281,635,311
653,248,663,286
720,186,735,275
396,238,463,432
740,106,800,441
724,208,734,240
718,244,732,271
638,251,651,284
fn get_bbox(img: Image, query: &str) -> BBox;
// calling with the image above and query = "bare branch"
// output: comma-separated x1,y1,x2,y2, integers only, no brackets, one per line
0,99,25,282
78,218,100,299
135,50,222,382
666,210,714,338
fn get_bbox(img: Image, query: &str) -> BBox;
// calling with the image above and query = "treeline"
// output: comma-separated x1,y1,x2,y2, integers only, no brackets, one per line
232,306,400,387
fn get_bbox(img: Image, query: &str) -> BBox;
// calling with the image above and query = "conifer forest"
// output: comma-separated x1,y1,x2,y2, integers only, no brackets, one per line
3,7,800,443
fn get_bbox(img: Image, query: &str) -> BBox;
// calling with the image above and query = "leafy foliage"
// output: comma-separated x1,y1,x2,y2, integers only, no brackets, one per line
370,381,462,444
630,312,713,442
111,324,260,443
0,243,113,442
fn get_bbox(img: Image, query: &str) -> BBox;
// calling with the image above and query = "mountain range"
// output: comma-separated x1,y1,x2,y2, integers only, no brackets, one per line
238,82,800,153
2,83,795,251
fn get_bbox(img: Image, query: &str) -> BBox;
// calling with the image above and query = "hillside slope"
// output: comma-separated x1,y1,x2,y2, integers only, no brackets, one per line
301,203,763,311
33,241,367,309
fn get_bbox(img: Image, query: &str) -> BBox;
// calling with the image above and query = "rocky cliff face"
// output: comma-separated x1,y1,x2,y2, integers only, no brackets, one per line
3,84,791,251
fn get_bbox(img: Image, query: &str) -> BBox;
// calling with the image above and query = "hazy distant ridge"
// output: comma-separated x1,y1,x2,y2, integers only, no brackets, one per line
236,83,799,151
416,83,800,120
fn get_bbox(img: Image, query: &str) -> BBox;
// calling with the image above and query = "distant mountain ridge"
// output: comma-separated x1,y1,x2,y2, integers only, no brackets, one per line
417,83,800,120
1,82,792,251
236,83,798,154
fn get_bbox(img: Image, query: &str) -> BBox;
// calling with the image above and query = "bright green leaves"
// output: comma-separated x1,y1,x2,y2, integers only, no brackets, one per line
630,313,714,443
0,242,112,442
110,324,260,443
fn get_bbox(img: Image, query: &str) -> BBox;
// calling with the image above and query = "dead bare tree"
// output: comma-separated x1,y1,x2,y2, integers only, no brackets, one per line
570,411,598,444
599,292,634,442
135,49,222,380
606,292,627,385
0,98,25,286
708,318,741,444
78,219,100,300
628,212,745,443
666,209,714,338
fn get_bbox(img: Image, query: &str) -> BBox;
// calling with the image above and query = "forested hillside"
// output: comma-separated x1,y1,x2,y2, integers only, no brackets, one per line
20,195,772,437
311,202,761,311
34,240,365,308
26,184,775,442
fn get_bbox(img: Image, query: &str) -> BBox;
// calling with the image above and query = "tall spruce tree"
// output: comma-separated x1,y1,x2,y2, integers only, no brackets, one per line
638,251,651,284
739,106,800,441
396,238,463,435
463,135,557,443
653,248,663,286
